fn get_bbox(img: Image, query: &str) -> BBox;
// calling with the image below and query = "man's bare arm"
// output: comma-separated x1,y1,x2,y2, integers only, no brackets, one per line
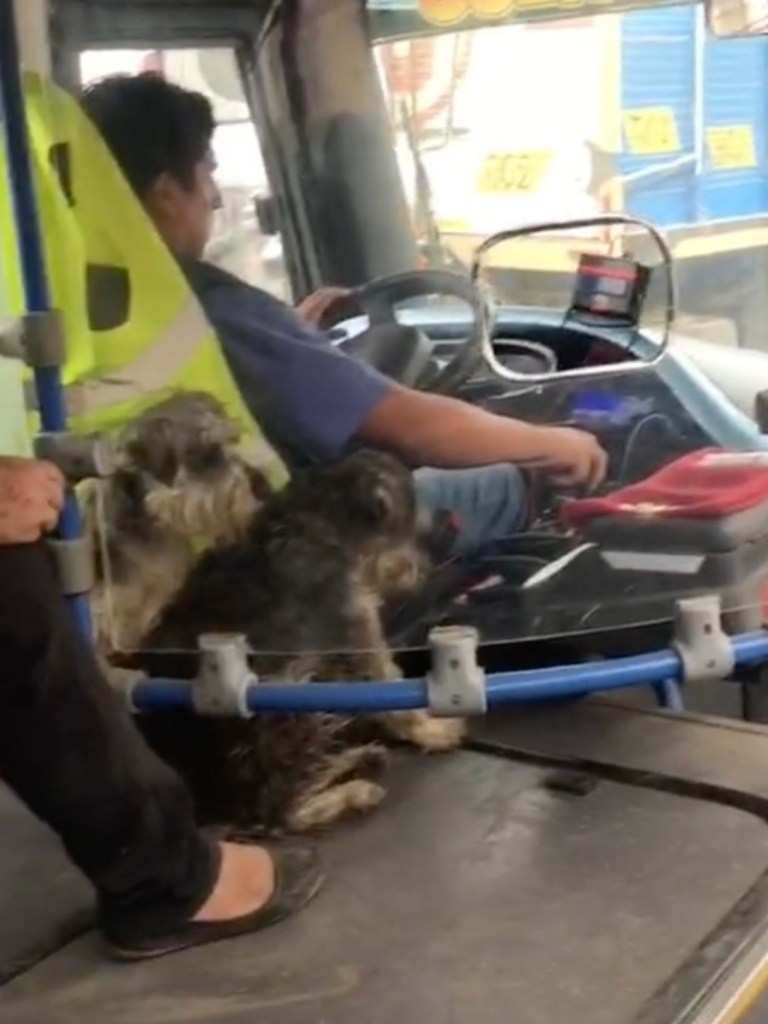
358,387,608,489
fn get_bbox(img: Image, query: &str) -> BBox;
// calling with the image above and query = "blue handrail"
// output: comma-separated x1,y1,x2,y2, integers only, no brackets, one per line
128,630,768,714
0,0,92,638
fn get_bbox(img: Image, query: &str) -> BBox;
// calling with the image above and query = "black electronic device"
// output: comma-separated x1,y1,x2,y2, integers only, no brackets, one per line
570,253,650,324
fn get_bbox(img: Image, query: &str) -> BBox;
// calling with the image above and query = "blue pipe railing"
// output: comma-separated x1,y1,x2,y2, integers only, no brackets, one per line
129,631,768,714
0,0,92,638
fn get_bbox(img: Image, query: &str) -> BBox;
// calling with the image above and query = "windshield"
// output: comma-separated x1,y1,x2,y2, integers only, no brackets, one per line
90,375,766,664
18,0,768,670
374,6,768,351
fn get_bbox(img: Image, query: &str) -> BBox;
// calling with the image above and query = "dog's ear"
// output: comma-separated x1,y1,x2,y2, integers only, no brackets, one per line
101,468,151,533
347,474,397,527
122,417,180,485
323,450,414,530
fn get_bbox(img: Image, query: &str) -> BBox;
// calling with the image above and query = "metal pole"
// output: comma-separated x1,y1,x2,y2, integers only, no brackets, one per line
0,0,92,639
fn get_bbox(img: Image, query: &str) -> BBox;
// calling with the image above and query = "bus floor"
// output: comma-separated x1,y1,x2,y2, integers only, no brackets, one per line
4,700,768,1024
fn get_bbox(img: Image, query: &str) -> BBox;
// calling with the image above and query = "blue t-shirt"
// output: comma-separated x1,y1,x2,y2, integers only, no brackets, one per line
182,260,393,468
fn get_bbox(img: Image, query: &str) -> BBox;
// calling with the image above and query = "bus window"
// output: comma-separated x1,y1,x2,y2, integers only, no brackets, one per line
708,0,768,35
78,46,291,301
373,12,766,351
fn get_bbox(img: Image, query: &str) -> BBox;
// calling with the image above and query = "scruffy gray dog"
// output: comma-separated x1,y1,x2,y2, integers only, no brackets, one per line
84,392,464,834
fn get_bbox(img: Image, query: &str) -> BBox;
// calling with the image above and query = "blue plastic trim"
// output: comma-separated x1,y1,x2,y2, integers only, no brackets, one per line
0,0,92,637
130,631,768,714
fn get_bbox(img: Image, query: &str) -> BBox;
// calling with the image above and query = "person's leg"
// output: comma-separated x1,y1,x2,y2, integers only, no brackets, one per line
0,542,321,957
414,464,529,555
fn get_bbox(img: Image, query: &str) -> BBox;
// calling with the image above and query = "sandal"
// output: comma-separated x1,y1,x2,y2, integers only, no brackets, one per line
104,842,324,962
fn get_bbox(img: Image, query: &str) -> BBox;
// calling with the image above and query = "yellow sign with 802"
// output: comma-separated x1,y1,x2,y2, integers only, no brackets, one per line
477,151,552,193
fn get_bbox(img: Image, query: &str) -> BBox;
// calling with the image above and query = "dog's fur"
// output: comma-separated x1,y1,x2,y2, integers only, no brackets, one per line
85,392,465,835
83,392,269,655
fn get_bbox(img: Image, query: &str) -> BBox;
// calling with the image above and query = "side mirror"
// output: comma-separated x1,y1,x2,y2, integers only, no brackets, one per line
705,0,768,37
755,389,768,433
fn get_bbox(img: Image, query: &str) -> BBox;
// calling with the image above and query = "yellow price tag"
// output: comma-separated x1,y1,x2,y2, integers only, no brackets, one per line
477,151,552,194
622,108,681,155
706,125,757,170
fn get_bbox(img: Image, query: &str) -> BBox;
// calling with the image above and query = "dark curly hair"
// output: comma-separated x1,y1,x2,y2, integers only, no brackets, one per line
79,72,215,198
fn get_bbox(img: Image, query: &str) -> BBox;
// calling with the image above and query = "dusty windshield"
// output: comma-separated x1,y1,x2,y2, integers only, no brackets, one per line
374,7,768,350
31,1,768,661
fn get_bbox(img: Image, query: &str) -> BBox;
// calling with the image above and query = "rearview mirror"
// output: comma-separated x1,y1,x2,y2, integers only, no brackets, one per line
705,0,768,36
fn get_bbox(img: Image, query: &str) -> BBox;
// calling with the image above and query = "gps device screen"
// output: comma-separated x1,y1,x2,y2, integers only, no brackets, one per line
570,390,655,427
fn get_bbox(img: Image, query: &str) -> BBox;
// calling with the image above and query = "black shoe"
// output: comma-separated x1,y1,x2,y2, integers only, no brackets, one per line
104,843,324,962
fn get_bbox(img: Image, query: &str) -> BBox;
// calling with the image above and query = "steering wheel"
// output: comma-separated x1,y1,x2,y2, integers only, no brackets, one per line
339,270,494,395
493,338,558,377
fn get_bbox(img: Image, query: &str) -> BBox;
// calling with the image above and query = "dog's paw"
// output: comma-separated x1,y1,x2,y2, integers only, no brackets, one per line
353,743,390,778
287,779,387,832
408,713,467,752
385,710,467,752
344,778,387,813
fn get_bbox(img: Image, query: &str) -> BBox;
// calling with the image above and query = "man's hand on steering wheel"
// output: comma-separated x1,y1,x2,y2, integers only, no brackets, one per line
294,276,608,491
536,427,608,491
295,287,352,328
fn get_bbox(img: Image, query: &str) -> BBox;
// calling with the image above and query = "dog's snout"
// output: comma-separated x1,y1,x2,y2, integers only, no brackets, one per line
187,444,230,478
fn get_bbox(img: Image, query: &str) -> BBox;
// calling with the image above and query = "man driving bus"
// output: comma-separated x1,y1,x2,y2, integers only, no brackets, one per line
80,74,607,550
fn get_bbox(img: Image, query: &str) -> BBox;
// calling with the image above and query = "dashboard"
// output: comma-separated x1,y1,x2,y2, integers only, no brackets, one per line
495,360,703,475
331,302,757,501
439,324,713,497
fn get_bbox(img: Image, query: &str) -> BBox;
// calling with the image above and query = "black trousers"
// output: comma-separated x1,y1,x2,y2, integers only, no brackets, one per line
0,542,219,942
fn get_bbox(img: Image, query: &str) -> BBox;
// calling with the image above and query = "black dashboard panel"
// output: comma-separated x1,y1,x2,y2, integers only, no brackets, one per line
461,361,709,491
333,311,714,491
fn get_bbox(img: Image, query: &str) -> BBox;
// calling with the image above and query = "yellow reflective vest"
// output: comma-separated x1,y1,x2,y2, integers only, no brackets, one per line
0,86,34,456
17,71,288,487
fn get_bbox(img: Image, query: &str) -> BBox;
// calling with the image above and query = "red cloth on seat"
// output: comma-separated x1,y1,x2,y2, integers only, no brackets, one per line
562,448,768,530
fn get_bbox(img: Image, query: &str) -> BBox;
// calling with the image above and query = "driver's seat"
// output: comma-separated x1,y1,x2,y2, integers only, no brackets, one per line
21,70,287,487
563,448,768,546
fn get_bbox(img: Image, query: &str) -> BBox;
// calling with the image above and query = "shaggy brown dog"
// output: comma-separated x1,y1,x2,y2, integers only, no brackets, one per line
82,391,268,656
86,392,465,834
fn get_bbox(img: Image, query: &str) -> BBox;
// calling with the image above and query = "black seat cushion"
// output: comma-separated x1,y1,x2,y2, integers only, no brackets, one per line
580,503,768,554
0,784,93,984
